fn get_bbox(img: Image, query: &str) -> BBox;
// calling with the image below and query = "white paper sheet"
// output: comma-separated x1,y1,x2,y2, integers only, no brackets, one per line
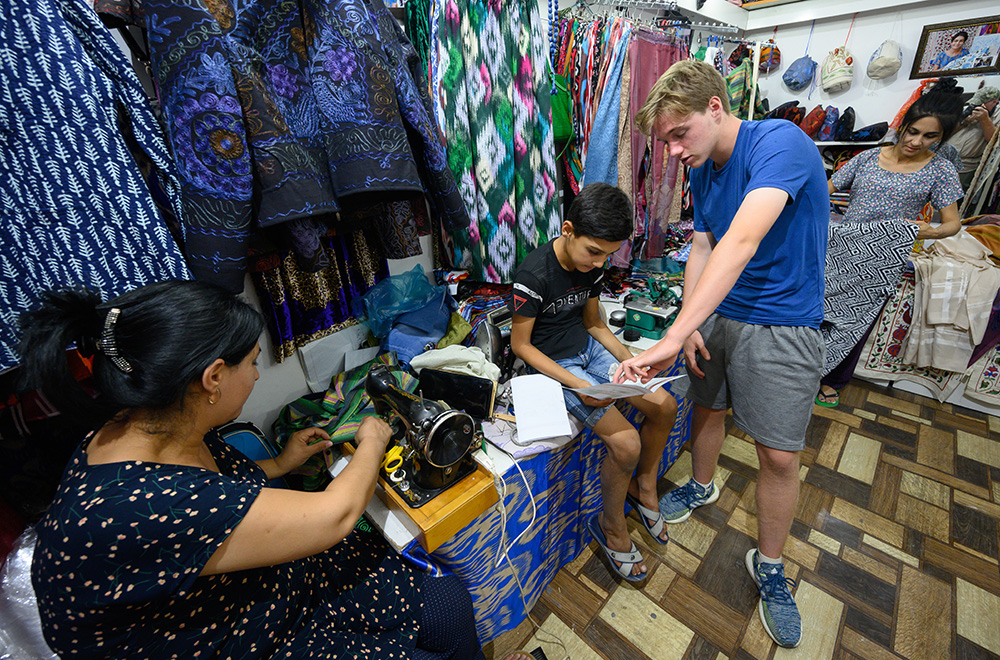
568,374,685,400
509,374,572,442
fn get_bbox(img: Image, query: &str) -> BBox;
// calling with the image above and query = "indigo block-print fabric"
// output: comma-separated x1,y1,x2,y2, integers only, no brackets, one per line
0,0,190,373
145,0,468,292
33,431,424,658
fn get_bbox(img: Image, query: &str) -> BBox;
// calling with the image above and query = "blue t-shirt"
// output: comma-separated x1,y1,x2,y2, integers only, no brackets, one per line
690,119,828,328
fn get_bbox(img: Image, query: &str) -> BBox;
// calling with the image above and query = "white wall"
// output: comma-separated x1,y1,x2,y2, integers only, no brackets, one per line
241,238,435,434
742,0,1000,128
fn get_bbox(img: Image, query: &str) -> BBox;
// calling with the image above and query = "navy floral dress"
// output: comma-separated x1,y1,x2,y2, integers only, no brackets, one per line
32,432,423,659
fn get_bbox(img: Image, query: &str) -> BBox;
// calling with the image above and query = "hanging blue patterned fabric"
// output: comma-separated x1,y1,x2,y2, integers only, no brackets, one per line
0,0,190,373
144,0,469,292
581,22,631,187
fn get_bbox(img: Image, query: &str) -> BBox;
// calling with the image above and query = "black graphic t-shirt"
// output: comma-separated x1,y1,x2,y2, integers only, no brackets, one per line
509,239,604,360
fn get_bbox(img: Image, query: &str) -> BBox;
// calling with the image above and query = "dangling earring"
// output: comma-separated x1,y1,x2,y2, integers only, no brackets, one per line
208,388,221,405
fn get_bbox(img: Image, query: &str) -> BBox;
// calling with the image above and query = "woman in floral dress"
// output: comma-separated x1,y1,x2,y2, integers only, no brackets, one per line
817,92,964,407
20,280,485,659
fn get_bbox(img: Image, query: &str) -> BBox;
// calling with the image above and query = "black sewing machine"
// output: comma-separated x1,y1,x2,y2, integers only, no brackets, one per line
364,364,479,508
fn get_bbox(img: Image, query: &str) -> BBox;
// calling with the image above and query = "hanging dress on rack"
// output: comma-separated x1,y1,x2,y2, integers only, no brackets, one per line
582,22,633,188
615,28,688,266
144,0,468,292
0,0,190,373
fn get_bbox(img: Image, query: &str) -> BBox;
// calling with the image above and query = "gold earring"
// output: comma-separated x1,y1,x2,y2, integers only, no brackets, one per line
208,388,221,405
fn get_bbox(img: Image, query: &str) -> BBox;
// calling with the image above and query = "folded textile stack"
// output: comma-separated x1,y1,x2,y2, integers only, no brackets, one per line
904,231,1000,372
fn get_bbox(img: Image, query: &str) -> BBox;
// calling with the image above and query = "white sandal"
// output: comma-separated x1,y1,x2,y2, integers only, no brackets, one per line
586,513,646,582
625,492,670,545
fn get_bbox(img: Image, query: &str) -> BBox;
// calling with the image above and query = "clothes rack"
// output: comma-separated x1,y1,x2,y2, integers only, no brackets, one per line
718,36,774,45
610,0,678,9
577,0,739,33
680,22,739,34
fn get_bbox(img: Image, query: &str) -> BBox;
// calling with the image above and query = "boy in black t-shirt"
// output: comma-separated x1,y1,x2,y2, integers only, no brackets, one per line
509,183,678,582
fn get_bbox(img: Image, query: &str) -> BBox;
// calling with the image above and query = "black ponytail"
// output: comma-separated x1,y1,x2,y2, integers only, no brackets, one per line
17,288,109,425
18,280,265,429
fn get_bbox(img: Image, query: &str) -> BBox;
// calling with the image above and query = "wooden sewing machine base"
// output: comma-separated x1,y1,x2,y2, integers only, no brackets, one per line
341,443,499,553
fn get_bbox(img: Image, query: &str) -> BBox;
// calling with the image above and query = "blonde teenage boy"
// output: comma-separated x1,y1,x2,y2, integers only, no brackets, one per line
616,60,828,648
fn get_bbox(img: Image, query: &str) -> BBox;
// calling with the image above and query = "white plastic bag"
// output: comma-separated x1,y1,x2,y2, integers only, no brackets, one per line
0,527,57,659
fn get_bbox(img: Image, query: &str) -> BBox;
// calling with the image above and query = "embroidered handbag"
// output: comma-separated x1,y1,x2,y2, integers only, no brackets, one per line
833,106,856,142
821,46,854,94
783,55,816,92
867,40,902,79
759,44,781,73
799,105,827,138
817,106,840,141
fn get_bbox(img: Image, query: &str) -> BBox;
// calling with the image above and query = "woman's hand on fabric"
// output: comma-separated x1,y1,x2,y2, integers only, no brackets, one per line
355,415,393,452
906,218,934,239
683,331,711,379
277,427,333,472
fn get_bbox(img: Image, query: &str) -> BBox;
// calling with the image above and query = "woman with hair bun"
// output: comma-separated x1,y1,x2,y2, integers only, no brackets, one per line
19,279,486,660
817,91,965,407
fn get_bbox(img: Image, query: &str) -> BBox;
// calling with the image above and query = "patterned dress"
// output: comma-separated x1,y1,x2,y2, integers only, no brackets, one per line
32,432,424,659
833,149,963,223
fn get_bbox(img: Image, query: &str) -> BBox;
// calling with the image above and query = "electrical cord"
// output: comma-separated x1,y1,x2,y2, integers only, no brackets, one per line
479,441,569,660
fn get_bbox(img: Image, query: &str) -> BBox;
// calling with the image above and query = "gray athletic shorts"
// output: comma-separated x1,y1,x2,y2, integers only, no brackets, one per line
671,313,824,452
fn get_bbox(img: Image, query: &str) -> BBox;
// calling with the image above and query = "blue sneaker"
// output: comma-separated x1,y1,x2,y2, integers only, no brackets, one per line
658,478,720,523
745,549,802,648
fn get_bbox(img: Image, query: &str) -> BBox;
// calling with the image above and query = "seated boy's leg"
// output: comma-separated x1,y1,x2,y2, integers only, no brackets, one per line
560,339,649,573
591,405,644,576
625,387,677,542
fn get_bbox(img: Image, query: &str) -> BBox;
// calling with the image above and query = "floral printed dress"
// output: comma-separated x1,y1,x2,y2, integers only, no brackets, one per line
32,432,424,659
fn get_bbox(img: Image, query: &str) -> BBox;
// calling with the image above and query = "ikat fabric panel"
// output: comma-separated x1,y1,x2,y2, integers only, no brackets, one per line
432,0,561,283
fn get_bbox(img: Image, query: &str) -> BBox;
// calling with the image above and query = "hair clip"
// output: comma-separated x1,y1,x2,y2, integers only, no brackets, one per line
97,308,133,374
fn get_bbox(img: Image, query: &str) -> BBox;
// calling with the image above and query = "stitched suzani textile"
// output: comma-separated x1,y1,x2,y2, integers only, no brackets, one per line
854,271,963,401
145,0,468,292
855,269,1000,406
433,0,560,282
0,0,190,373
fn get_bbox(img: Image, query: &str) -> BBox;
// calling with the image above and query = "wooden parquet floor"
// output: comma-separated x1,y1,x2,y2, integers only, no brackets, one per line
484,379,1000,660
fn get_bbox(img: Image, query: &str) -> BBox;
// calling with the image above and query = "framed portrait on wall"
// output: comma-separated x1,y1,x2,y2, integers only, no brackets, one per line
910,15,1000,79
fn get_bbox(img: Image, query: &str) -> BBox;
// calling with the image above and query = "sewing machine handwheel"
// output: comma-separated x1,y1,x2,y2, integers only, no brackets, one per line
424,410,476,468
